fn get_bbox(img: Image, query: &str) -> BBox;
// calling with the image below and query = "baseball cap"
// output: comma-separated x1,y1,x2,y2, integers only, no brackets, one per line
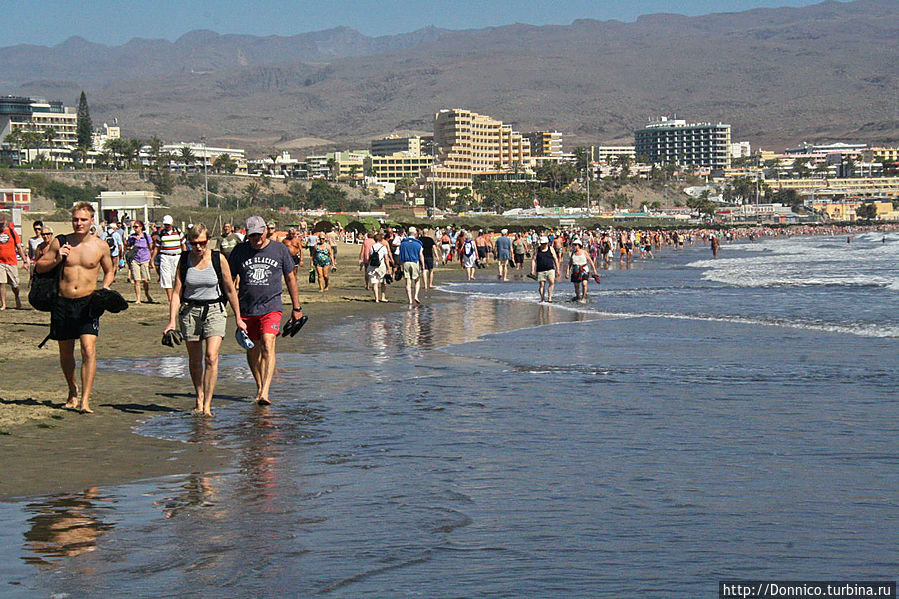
539,235,549,244
246,216,266,235
501,228,508,234
572,237,583,245
162,215,174,225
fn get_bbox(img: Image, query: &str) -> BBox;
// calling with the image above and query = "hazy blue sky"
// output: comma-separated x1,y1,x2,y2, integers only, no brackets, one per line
4,0,832,47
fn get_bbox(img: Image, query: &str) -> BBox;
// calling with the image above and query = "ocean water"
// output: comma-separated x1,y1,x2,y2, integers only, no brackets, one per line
1,234,897,597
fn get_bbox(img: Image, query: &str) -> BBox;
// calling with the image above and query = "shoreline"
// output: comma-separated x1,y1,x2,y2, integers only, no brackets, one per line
2,230,882,499
0,243,470,499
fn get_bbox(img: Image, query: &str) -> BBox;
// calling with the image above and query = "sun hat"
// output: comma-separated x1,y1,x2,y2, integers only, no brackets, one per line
246,216,266,235
539,235,549,244
501,228,508,234
572,237,583,245
162,215,174,225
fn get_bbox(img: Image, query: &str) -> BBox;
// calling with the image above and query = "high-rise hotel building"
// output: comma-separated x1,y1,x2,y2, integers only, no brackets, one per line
0,96,78,162
634,117,731,169
423,109,533,188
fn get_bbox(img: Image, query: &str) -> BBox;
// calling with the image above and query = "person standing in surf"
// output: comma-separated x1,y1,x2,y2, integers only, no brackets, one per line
566,238,599,303
228,216,304,406
531,235,560,303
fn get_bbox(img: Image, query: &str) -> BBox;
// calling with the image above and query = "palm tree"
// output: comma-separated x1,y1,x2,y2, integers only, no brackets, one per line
615,154,632,181
104,138,126,169
147,137,163,172
97,150,113,169
348,164,360,186
179,146,195,171
244,181,262,205
326,157,337,181
4,129,24,165
792,156,811,178
157,151,173,171
21,130,44,164
125,138,143,169
42,127,58,168
214,153,236,174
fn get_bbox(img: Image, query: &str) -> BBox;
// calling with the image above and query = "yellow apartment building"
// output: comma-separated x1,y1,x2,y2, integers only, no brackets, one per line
870,147,899,163
423,109,533,188
767,177,899,198
367,153,434,184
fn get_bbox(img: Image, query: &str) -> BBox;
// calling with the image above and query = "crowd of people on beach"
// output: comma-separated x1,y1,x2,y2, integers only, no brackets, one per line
2,205,897,417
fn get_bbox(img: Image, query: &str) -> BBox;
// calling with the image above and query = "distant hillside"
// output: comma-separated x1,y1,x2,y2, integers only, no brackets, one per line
3,0,897,152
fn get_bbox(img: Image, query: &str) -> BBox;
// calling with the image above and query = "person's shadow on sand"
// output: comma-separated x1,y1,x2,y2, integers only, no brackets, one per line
99,402,180,414
0,396,68,411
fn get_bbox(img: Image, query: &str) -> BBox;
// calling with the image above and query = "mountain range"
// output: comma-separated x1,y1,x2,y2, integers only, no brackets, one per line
2,0,897,153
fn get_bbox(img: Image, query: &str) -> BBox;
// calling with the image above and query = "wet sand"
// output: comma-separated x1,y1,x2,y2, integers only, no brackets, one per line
0,241,470,499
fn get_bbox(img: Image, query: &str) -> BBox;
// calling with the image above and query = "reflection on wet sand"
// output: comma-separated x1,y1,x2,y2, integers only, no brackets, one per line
23,488,114,565
355,295,596,355
153,473,221,520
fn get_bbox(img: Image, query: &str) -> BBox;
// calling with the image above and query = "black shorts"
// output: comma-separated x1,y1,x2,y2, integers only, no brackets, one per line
514,253,525,265
477,246,488,259
50,295,100,341
423,258,435,271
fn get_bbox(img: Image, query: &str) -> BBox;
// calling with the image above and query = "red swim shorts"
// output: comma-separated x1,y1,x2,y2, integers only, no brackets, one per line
242,311,282,341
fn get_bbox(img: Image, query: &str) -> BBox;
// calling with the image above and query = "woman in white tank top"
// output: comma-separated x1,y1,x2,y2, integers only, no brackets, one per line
566,237,599,303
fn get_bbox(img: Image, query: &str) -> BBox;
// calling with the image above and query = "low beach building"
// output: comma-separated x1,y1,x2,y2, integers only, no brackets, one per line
591,145,635,163
0,188,31,211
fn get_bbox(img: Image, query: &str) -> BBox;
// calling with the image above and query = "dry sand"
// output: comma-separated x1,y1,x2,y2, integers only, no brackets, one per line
0,237,466,499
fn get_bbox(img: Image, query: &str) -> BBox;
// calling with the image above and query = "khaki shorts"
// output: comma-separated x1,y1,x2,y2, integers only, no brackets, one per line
402,261,421,281
0,263,19,286
536,269,555,283
130,260,151,282
179,303,227,341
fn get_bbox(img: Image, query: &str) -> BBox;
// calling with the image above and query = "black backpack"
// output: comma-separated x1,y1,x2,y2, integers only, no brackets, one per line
105,234,116,251
368,245,381,268
29,234,67,312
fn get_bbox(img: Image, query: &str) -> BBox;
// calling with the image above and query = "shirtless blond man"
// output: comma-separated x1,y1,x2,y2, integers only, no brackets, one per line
282,228,305,274
35,202,114,413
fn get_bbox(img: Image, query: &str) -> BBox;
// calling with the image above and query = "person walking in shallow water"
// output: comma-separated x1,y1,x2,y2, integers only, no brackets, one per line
566,237,598,303
531,235,560,303
366,231,392,303
398,226,425,305
228,216,304,406
312,233,334,292
164,224,245,416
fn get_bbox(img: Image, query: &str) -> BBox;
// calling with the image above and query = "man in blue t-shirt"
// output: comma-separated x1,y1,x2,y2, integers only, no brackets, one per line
493,228,513,282
398,226,425,305
228,215,304,405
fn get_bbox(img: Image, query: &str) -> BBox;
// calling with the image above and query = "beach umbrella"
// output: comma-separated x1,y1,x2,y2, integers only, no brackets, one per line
312,220,334,233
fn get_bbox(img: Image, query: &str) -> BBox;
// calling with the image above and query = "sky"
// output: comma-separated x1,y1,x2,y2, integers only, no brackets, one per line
2,0,833,47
